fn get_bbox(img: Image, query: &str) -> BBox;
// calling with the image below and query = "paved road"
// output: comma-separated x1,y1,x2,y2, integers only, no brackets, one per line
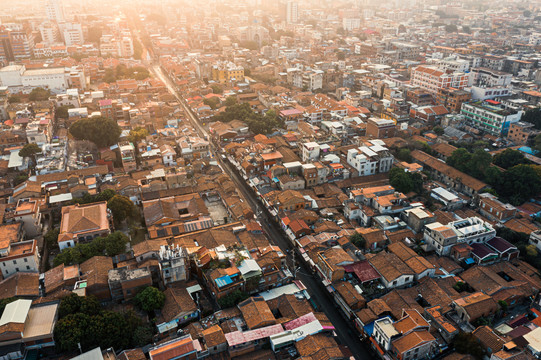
151,64,373,359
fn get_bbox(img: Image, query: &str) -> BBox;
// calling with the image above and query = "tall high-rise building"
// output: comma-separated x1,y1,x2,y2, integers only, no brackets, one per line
59,22,83,46
286,1,298,24
39,21,60,45
46,0,65,23
0,25,34,62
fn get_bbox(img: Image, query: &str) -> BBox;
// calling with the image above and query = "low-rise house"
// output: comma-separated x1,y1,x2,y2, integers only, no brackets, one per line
369,251,415,289
57,201,111,250
149,334,204,360
108,267,152,301
479,193,517,223
238,296,276,330
453,292,499,324
0,299,59,355
201,325,227,355
315,246,355,283
0,240,40,278
160,285,200,327
0,223,25,257
4,199,43,238
79,256,114,301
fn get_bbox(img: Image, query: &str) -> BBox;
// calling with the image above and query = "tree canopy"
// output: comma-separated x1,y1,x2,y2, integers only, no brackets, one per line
521,108,541,129
491,164,541,205
452,332,485,359
492,149,529,169
54,294,152,352
19,143,41,159
213,103,282,135
389,167,423,194
69,116,121,148
53,231,129,267
134,287,165,313
350,233,366,249
28,87,51,101
107,195,138,225
128,127,149,144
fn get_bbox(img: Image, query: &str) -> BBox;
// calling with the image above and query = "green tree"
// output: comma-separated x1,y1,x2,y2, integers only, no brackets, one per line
462,26,471,33
107,195,137,225
493,149,528,169
8,95,21,103
396,148,412,162
55,105,71,120
104,231,129,256
526,244,538,257
44,228,60,250
498,300,508,312
447,148,472,173
389,167,414,193
210,84,223,94
433,126,444,136
225,96,237,106
452,332,485,359
445,24,458,33
19,143,41,166
28,87,51,101
69,116,121,148
337,52,346,60
494,164,541,205
203,97,221,110
135,286,165,313
350,233,366,249
533,133,541,153
522,108,541,129
467,149,492,179
218,290,249,308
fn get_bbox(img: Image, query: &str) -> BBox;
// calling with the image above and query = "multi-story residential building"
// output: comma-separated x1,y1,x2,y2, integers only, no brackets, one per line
469,86,511,101
366,118,396,138
346,140,394,176
478,193,516,222
158,245,189,285
0,239,40,278
46,0,65,22
424,216,496,256
343,18,361,31
39,21,60,45
410,65,469,95
301,142,320,162
468,67,512,87
211,61,244,84
286,1,298,24
108,267,152,301
60,22,84,46
4,199,43,238
436,87,472,112
507,121,539,145
461,100,523,136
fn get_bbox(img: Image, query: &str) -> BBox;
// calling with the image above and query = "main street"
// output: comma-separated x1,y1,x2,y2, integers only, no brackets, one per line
150,64,373,359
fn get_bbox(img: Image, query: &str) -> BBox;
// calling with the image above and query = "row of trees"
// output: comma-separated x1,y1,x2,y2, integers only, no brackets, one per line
213,102,283,135
54,294,152,353
446,148,541,205
53,232,128,267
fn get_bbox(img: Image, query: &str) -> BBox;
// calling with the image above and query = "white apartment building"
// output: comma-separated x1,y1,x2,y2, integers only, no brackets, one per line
46,0,65,22
461,100,522,136
60,22,84,46
343,18,362,31
286,1,298,24
39,21,60,45
0,240,40,278
346,140,394,176
302,142,320,162
410,65,469,95
0,64,71,92
468,67,512,87
424,217,496,256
